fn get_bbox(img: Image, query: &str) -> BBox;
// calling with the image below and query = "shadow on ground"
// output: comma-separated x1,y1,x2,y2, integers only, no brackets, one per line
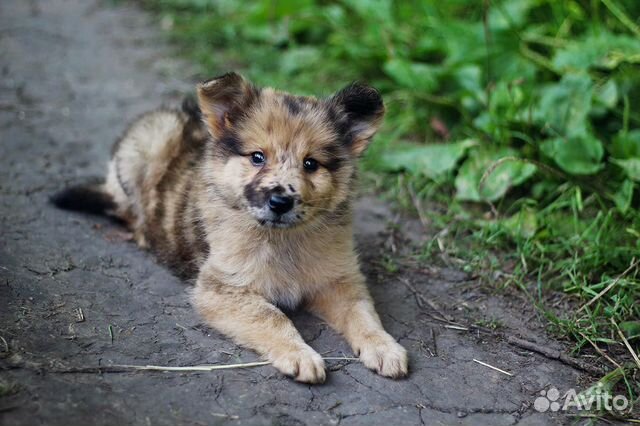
0,1,592,425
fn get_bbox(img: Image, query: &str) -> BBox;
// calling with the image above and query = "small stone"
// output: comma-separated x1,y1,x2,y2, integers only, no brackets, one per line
457,411,467,418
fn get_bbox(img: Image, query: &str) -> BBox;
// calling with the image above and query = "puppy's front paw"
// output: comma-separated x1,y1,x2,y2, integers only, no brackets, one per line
270,345,326,384
356,334,408,379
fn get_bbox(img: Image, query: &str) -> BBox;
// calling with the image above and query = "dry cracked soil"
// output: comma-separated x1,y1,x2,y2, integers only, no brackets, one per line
0,1,599,425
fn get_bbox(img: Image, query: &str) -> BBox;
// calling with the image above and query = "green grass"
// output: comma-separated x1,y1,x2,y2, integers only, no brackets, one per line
140,0,640,411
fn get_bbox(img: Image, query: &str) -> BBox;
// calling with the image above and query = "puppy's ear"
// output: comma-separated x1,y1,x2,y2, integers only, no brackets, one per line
197,72,259,138
330,82,385,156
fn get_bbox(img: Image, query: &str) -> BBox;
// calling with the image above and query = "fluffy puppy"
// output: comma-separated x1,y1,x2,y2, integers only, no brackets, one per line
52,72,408,383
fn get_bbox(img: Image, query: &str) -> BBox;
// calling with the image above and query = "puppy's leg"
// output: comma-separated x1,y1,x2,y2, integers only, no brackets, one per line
193,268,326,384
308,274,408,378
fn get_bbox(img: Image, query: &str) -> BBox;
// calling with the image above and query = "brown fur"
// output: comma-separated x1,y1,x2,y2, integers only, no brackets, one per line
58,72,408,383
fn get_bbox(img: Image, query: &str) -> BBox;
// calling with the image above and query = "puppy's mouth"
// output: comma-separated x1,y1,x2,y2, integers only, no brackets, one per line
250,207,302,229
258,217,298,229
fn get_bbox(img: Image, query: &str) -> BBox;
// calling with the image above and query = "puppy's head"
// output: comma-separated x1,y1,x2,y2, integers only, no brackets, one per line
197,72,384,229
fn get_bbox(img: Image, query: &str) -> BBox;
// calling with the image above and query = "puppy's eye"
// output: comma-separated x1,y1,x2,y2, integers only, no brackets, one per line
303,158,319,172
250,151,265,166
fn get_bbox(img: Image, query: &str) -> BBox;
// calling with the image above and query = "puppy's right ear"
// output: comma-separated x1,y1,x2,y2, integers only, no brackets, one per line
197,72,259,138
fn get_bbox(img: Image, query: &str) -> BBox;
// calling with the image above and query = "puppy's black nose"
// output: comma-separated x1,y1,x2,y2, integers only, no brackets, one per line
268,194,294,215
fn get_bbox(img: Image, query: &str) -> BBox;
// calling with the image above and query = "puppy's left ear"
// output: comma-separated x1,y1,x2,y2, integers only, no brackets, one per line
330,82,385,156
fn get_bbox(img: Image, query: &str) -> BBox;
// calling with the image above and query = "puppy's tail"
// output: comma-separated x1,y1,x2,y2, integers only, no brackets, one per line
50,181,116,216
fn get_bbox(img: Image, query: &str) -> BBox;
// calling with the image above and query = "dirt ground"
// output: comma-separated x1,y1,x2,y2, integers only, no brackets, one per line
0,1,602,425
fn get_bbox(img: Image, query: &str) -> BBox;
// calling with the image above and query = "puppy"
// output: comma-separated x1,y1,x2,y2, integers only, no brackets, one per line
52,72,408,383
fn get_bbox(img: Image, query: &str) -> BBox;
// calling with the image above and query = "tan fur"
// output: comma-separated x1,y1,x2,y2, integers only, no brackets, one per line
100,73,408,383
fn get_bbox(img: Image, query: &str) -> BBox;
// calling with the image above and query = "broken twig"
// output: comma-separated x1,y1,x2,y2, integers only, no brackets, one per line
2,357,359,374
472,359,513,376
444,324,469,331
506,336,605,376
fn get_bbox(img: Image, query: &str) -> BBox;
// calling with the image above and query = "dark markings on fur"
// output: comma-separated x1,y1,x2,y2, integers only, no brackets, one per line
182,119,209,157
154,168,181,227
332,82,383,122
152,192,166,234
326,82,383,150
347,169,359,191
324,158,343,172
51,182,115,215
181,94,209,149
288,184,296,193
182,96,201,121
326,199,351,226
325,106,352,146
172,180,195,277
144,119,211,277
214,130,244,158
243,168,269,208
321,143,349,172
191,205,210,259
243,182,265,208
283,95,302,115
111,134,124,157
150,171,209,280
